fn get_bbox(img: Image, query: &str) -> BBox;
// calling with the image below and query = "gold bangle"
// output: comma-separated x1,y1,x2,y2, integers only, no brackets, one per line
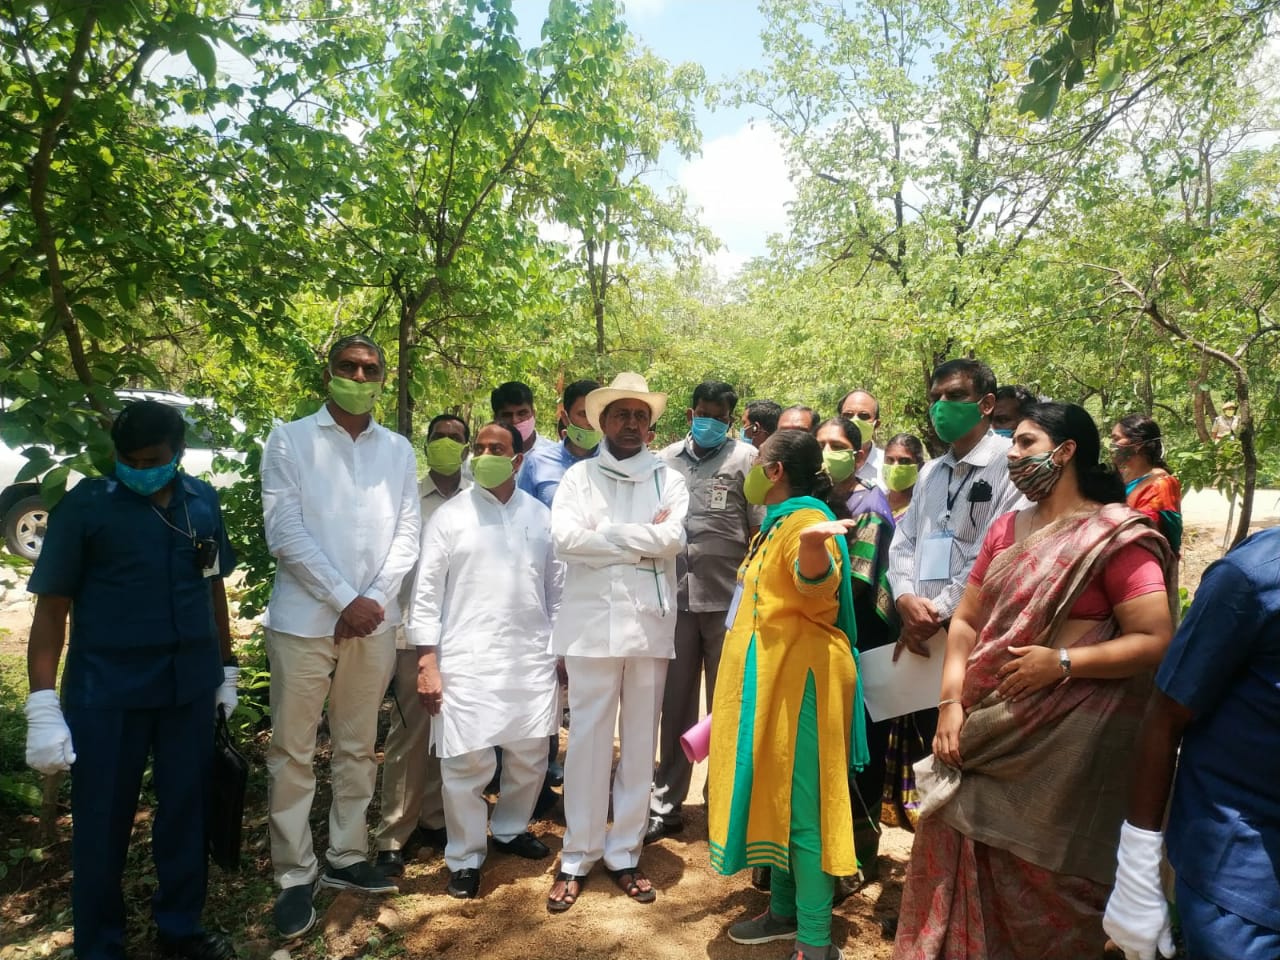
938,698,962,708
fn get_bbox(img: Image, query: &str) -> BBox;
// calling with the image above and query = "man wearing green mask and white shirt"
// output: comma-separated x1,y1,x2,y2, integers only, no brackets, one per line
260,335,422,939
518,379,601,508
647,380,761,844
373,413,472,879
409,422,562,900
886,358,1025,746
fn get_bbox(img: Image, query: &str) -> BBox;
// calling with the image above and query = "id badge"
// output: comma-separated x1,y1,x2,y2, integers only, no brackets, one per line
202,549,220,579
709,480,729,511
920,532,953,581
725,581,745,630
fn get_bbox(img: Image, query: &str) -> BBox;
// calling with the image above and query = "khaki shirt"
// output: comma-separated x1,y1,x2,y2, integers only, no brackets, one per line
659,437,763,613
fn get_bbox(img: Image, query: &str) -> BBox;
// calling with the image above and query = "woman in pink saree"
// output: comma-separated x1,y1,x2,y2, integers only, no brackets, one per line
893,403,1177,960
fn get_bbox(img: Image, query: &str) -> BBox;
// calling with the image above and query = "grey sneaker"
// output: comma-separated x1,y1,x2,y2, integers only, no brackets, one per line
319,860,398,894
727,909,799,945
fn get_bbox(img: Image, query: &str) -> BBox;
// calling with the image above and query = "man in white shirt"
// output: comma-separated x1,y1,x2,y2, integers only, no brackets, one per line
838,388,885,488
260,335,421,939
545,373,690,913
410,422,562,900
887,358,1024,744
372,414,471,879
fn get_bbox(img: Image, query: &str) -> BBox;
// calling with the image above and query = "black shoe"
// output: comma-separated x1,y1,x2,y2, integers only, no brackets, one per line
273,883,317,940
532,781,559,820
374,849,405,879
492,831,550,859
643,814,684,845
319,860,398,894
416,825,448,851
446,867,481,899
157,932,236,960
546,760,564,787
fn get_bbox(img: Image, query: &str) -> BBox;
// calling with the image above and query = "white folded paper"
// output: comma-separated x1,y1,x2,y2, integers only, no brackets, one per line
859,628,947,722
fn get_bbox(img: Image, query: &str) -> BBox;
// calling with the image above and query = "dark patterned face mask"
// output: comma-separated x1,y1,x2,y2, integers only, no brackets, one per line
1007,443,1065,502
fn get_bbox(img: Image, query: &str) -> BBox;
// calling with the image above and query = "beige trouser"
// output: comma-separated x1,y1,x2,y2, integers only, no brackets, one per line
373,647,445,851
265,627,397,889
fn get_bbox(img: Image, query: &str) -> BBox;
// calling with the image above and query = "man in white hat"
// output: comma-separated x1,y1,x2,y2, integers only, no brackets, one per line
545,373,690,913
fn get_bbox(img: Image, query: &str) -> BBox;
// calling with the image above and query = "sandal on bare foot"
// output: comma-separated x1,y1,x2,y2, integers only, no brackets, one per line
608,865,656,903
547,871,586,913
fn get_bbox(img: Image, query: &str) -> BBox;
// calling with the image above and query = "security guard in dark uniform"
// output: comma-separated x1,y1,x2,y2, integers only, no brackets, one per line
24,400,238,960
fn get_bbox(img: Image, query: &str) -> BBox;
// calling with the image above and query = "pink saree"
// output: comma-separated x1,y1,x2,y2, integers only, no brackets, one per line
893,504,1177,960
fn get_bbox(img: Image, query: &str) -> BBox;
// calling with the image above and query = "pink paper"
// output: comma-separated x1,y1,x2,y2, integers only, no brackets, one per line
680,713,712,763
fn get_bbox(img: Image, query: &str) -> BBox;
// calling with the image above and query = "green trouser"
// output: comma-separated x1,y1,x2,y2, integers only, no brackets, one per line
769,673,834,947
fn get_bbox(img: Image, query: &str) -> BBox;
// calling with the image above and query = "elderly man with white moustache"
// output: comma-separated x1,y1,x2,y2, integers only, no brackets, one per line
545,373,690,913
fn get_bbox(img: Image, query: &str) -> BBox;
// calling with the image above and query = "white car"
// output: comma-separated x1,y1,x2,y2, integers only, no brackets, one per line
0,389,246,562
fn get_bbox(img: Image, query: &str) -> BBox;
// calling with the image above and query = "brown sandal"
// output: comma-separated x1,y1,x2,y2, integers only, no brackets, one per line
547,871,586,913
608,865,656,903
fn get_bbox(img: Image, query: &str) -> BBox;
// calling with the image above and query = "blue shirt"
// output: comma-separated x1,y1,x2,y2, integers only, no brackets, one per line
29,473,237,710
1158,526,1280,930
518,438,597,508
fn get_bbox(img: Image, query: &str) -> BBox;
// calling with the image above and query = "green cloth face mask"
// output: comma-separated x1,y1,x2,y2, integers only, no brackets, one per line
823,448,857,483
564,422,601,450
743,464,777,505
930,399,984,444
471,453,516,489
425,437,466,476
883,462,919,492
329,376,381,416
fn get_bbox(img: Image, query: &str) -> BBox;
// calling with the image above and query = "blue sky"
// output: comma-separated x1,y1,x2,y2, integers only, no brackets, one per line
511,0,794,272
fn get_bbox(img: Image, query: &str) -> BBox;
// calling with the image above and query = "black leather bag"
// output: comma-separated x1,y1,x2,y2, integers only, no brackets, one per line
207,706,249,871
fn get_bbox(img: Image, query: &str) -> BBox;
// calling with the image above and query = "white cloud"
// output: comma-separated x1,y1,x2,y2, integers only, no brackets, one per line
678,121,794,275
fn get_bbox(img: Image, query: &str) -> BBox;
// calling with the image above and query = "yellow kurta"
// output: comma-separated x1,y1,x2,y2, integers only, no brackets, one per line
708,507,858,877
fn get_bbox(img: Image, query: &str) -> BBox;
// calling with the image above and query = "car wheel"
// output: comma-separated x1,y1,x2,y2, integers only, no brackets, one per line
4,495,48,561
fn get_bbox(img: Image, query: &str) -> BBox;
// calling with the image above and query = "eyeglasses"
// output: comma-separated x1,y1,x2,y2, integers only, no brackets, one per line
843,411,874,421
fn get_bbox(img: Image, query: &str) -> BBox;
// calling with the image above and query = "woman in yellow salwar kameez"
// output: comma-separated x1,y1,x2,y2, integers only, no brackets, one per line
709,429,869,960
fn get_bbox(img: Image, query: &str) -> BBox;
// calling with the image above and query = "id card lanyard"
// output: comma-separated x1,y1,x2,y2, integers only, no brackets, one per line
922,463,971,581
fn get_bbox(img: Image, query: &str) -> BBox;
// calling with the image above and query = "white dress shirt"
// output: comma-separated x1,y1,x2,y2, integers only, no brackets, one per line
857,444,885,489
887,429,1025,620
407,486,561,757
261,404,421,637
550,444,690,659
394,470,471,649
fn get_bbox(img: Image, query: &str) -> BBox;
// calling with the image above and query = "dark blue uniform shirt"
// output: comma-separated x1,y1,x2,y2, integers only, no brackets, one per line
28,473,237,710
1158,526,1280,931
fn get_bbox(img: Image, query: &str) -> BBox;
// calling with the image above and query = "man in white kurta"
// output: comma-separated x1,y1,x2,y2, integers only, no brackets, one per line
546,373,690,911
410,422,562,900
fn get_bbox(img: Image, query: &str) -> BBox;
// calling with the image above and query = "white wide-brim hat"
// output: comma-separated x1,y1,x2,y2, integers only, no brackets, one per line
584,372,668,432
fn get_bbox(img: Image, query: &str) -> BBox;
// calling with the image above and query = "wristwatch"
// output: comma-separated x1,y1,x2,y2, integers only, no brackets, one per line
1058,648,1072,676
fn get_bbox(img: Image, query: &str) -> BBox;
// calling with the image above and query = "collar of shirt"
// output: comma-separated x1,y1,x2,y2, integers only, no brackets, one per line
942,428,1009,469
421,470,470,507
471,483,522,512
315,400,377,439
559,437,597,461
682,433,729,462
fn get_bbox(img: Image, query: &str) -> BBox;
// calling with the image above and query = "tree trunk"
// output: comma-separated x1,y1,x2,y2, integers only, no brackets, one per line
1231,392,1255,548
397,301,416,438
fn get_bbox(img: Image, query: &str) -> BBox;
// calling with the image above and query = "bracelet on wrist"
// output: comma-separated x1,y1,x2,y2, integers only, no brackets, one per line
938,698,962,708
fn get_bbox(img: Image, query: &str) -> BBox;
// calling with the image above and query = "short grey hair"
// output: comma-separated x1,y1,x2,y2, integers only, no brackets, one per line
327,334,386,375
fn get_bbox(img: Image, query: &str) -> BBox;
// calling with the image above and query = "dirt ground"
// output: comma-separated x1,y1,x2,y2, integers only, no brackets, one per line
1,488,1275,960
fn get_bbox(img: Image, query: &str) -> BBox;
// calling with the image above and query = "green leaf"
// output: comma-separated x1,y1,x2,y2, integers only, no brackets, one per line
1032,0,1063,25
1017,76,1061,118
187,35,217,84
72,302,109,339
41,466,71,508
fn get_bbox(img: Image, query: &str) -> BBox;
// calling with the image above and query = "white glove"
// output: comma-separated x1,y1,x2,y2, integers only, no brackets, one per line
25,689,76,774
215,665,239,720
1103,821,1176,960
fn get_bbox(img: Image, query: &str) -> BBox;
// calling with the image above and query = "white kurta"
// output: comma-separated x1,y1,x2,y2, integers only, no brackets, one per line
407,486,561,759
549,445,690,659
